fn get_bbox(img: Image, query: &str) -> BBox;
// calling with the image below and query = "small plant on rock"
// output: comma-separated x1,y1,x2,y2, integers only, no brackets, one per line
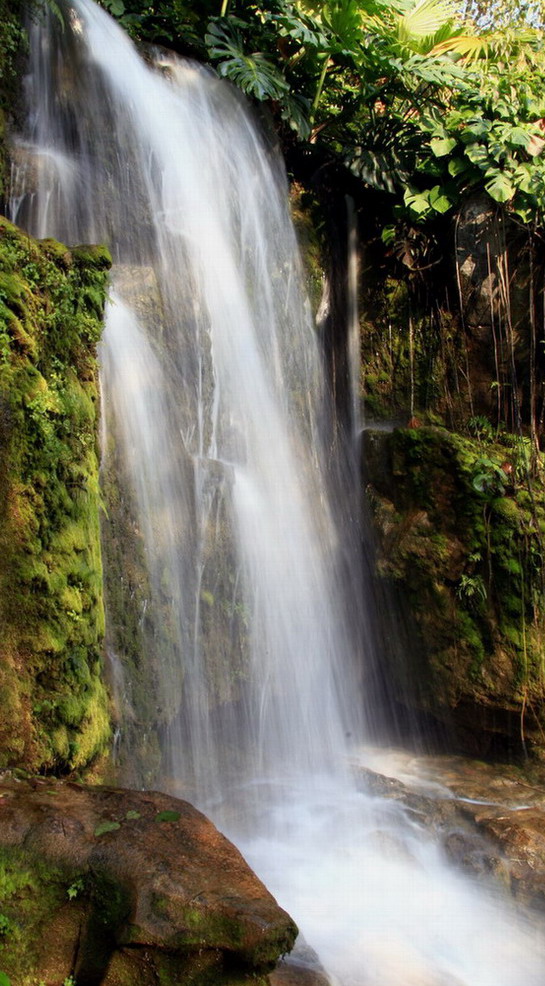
456,573,487,606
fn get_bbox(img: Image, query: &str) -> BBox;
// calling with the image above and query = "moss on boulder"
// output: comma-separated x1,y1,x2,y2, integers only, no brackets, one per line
0,217,111,773
0,777,297,985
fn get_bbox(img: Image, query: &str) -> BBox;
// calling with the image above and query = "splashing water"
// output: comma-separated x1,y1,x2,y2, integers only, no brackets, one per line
10,2,545,983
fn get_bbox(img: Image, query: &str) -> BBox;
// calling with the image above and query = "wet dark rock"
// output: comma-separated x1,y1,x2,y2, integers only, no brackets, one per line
269,941,331,986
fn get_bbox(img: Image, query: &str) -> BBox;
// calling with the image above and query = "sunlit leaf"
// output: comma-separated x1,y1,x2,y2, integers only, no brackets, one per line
464,143,490,168
397,0,457,43
459,119,491,141
448,157,467,175
507,126,530,147
485,171,515,202
430,136,457,156
322,0,363,55
429,184,453,211
404,187,431,214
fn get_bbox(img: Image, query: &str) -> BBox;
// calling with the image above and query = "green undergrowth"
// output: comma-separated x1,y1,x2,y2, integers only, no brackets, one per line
366,424,545,751
0,216,111,773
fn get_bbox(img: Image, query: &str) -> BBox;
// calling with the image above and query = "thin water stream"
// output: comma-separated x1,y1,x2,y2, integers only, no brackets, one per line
9,2,545,982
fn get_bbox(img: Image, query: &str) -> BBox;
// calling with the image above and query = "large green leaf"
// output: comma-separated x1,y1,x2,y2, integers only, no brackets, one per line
485,170,515,202
464,143,490,168
403,186,432,214
280,92,312,138
430,136,457,156
348,148,406,192
396,0,457,44
206,22,289,100
429,184,453,211
322,0,363,55
448,157,468,175
506,125,530,148
275,8,328,48
391,53,468,87
459,118,491,141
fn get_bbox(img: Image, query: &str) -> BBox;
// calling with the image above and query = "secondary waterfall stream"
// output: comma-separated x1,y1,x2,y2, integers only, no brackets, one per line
10,2,545,983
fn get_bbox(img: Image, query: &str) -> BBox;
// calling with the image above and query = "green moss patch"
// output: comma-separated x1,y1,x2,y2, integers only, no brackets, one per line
0,217,111,773
366,425,545,751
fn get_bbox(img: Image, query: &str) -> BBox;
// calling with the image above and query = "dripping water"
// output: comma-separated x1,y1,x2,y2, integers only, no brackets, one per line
10,2,545,983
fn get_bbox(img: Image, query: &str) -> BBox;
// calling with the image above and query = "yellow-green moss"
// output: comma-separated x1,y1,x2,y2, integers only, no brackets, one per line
0,217,112,774
0,845,81,983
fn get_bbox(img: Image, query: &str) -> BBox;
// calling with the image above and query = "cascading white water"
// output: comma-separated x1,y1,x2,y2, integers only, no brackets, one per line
10,2,545,983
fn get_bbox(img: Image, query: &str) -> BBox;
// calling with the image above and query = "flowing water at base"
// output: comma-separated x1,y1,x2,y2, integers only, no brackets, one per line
222,775,544,986
10,2,545,983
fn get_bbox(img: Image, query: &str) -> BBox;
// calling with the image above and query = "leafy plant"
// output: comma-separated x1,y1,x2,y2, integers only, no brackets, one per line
96,0,545,229
67,876,85,900
471,455,508,495
468,415,495,440
205,21,290,100
456,572,487,603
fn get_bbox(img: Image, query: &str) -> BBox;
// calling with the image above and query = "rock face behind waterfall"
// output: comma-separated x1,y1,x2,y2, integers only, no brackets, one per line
0,777,298,985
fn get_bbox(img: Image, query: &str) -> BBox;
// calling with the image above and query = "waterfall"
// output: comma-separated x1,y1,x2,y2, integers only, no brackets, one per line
10,3,545,983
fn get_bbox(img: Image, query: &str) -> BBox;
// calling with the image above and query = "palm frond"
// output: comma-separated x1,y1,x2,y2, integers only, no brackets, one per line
432,27,542,65
397,0,458,43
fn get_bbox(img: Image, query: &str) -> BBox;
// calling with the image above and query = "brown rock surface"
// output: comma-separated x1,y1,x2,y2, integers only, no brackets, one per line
459,804,545,909
357,754,545,911
0,776,297,984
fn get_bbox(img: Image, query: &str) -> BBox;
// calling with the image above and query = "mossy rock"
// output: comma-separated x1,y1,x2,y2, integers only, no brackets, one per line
0,217,112,773
365,425,545,755
0,778,298,985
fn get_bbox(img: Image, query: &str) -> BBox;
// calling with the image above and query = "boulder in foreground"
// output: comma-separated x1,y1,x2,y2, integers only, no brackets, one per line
0,777,298,985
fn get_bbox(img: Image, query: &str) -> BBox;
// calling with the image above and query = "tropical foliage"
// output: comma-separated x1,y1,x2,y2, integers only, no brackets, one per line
95,0,545,237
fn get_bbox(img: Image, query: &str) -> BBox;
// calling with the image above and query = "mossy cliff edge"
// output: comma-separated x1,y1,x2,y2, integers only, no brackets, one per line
0,217,111,773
